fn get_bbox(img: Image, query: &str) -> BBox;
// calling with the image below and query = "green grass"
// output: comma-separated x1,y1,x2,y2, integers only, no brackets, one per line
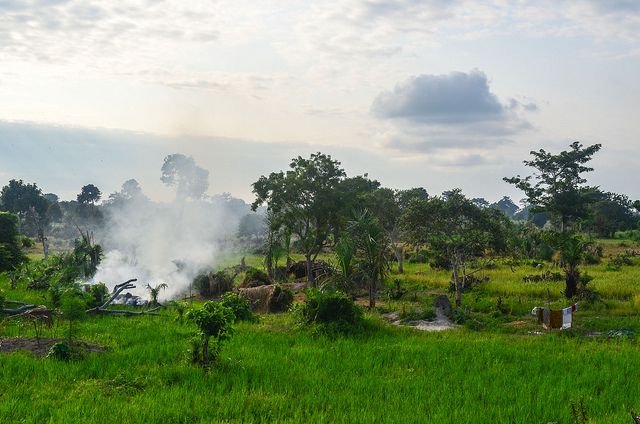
3,239,640,422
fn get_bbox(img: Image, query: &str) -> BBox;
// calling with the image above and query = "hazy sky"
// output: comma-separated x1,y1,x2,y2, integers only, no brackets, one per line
1,0,639,202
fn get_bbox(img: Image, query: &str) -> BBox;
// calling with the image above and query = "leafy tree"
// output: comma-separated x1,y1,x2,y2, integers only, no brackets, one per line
401,190,510,306
186,301,235,365
77,184,102,205
146,282,168,306
347,210,390,309
107,179,148,206
472,197,490,208
0,212,26,272
252,152,346,285
0,179,49,217
161,154,209,201
504,142,601,232
586,191,636,237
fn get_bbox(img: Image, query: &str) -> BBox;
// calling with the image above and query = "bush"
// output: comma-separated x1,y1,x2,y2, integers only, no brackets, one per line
60,293,86,340
0,288,4,310
21,236,35,248
269,285,293,312
186,301,235,366
296,289,363,335
220,292,253,321
47,342,73,361
241,267,271,287
193,270,233,298
88,283,109,308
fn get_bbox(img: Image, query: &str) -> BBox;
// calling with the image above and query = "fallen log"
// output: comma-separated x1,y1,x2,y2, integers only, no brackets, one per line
86,279,161,317
1,304,38,315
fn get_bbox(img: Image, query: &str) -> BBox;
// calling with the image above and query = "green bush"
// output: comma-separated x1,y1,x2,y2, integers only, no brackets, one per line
269,285,294,313
60,293,86,340
193,270,233,298
47,342,73,361
241,267,271,287
296,289,363,335
186,301,235,366
21,236,35,248
88,283,109,308
220,292,254,321
0,288,5,310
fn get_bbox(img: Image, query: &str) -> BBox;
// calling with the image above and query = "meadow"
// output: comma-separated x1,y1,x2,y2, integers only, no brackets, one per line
2,240,640,423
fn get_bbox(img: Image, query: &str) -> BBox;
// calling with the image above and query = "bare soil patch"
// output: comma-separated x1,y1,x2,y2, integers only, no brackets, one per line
0,337,107,357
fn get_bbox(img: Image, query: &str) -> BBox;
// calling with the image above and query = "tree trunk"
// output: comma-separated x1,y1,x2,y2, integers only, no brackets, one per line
565,267,578,298
369,278,377,309
393,245,404,274
452,256,462,307
203,337,210,365
305,254,316,287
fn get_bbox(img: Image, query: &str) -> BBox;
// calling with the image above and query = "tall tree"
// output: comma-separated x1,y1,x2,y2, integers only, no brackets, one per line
504,142,601,232
252,152,346,285
348,210,390,309
77,184,102,205
161,154,209,201
0,212,27,272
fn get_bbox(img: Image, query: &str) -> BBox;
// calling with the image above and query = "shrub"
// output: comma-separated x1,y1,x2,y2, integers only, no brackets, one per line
193,270,233,298
0,288,4,310
186,301,235,366
269,285,294,312
60,293,86,341
47,342,73,361
220,292,253,321
296,289,363,335
241,267,271,287
21,236,35,248
88,283,109,308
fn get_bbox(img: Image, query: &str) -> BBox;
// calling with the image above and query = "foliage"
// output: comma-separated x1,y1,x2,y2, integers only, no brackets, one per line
0,212,27,272
0,288,4,310
295,288,363,335
220,292,254,321
241,267,271,287
47,342,73,361
60,293,86,340
269,285,294,313
252,152,347,285
20,236,35,248
77,184,102,205
347,210,390,308
504,142,601,231
160,154,209,201
171,300,188,323
194,270,233,298
146,282,168,306
186,301,235,365
0,179,49,218
88,283,109,309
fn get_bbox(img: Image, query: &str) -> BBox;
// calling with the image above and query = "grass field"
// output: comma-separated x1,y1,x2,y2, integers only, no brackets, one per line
2,239,640,423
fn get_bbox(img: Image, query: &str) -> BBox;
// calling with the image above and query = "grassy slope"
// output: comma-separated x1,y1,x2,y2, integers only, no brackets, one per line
2,239,640,422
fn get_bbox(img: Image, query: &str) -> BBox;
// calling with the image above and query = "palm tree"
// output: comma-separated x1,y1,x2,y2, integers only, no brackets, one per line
146,283,168,306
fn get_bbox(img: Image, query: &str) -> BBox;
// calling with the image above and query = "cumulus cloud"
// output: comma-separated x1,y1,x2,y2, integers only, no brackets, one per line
372,70,505,124
372,70,535,155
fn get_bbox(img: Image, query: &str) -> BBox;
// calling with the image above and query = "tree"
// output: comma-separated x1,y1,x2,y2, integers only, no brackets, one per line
587,191,636,238
504,142,601,232
252,152,346,285
400,190,510,306
107,179,148,205
161,154,209,201
0,179,49,217
77,184,102,205
146,282,168,306
347,210,390,309
238,213,266,239
0,212,26,272
186,301,234,366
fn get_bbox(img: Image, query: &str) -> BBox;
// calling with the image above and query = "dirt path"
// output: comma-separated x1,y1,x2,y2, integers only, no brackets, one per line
384,307,457,332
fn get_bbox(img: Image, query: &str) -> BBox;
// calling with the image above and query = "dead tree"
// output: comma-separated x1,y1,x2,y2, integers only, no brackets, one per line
85,279,161,316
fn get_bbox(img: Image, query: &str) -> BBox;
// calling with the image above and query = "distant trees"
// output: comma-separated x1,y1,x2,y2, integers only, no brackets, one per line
504,142,602,232
77,184,102,205
586,191,636,237
161,154,209,201
401,189,510,306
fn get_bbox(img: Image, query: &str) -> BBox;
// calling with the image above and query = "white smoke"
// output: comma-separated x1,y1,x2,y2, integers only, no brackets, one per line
91,156,248,301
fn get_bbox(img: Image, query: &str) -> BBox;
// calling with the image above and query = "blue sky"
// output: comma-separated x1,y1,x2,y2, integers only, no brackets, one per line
1,0,639,202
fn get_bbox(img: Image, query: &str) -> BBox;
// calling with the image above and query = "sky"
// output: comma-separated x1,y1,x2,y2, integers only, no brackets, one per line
1,0,639,203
